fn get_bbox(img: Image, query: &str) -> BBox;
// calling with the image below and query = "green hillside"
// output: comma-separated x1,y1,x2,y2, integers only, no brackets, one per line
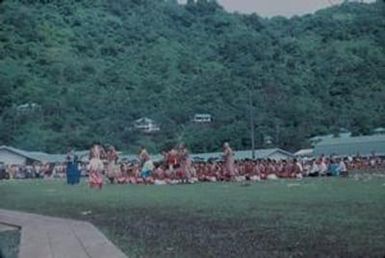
0,0,384,153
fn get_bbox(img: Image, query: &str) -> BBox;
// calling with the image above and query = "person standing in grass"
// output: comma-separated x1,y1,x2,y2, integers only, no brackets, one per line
167,147,179,171
88,144,104,189
223,142,235,180
178,143,192,183
139,149,154,183
142,160,154,183
66,148,79,185
138,146,149,168
106,145,119,184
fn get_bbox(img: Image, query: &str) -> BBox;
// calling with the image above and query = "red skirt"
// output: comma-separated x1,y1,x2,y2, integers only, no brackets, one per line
89,170,103,189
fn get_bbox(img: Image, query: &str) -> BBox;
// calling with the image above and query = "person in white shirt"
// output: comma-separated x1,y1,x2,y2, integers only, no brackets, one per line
338,158,348,177
319,159,328,176
308,159,320,177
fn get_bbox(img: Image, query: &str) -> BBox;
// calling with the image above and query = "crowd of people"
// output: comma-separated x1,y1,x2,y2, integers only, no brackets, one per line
0,162,86,180
1,143,385,189
74,143,385,188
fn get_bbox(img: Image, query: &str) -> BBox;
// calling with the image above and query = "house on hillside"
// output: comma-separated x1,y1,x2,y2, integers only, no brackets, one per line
314,135,385,157
134,117,160,133
193,114,212,123
16,103,41,113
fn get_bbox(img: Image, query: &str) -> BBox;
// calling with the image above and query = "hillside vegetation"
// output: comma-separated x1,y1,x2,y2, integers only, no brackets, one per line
0,0,384,153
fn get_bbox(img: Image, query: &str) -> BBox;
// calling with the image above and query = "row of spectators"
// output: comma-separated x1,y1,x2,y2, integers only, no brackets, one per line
106,156,383,185
0,163,87,180
0,155,384,182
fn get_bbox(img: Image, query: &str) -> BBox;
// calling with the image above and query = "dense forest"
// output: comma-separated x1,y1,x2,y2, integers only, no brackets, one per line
0,0,384,153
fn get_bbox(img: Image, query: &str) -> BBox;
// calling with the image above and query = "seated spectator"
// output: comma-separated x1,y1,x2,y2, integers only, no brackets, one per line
319,159,328,176
327,159,339,176
339,158,348,177
308,159,320,177
0,163,6,180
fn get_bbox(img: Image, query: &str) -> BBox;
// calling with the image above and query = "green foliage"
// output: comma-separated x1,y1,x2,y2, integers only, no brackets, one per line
0,0,384,153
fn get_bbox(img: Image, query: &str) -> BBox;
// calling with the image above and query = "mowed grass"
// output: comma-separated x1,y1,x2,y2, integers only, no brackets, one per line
1,176,385,258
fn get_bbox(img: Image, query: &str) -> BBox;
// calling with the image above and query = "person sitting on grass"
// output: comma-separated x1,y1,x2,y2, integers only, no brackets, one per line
117,163,128,184
278,160,289,178
319,158,328,176
338,158,348,177
167,147,179,171
127,163,139,184
266,160,278,180
235,160,247,182
308,159,320,177
247,160,260,181
153,163,168,185
257,161,266,180
294,159,304,179
196,163,206,182
203,162,216,182
188,165,199,184
327,159,339,176
243,160,253,181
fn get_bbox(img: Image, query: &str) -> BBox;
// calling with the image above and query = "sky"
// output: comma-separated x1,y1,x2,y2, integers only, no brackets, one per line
179,0,376,17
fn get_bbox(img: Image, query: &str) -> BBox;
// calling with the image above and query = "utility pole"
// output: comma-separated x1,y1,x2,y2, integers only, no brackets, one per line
275,122,280,147
248,89,255,159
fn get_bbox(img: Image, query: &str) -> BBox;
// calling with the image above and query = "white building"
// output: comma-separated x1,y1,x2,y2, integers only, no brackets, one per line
16,103,41,113
193,114,212,123
134,118,160,133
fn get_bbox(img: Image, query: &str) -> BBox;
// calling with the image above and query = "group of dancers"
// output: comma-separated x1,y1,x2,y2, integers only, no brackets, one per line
69,142,304,189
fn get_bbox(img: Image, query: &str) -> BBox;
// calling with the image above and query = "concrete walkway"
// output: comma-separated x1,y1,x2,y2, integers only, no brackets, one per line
0,209,127,258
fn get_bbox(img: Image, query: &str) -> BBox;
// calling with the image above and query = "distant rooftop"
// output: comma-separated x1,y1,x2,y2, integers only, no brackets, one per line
314,135,385,157
317,134,385,146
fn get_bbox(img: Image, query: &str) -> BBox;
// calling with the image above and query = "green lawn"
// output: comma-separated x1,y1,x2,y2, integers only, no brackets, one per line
1,176,385,258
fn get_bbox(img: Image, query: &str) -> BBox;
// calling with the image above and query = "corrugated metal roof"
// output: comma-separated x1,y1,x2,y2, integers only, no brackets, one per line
294,149,314,157
317,135,385,145
0,146,30,159
120,154,163,162
0,146,66,163
373,127,385,133
119,148,294,162
314,135,385,156
190,148,294,161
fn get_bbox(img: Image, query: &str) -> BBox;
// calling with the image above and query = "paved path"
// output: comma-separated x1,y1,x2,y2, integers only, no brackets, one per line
0,209,127,258
0,222,18,232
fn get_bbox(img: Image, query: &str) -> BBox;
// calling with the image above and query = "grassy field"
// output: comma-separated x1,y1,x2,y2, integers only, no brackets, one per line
0,176,385,258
